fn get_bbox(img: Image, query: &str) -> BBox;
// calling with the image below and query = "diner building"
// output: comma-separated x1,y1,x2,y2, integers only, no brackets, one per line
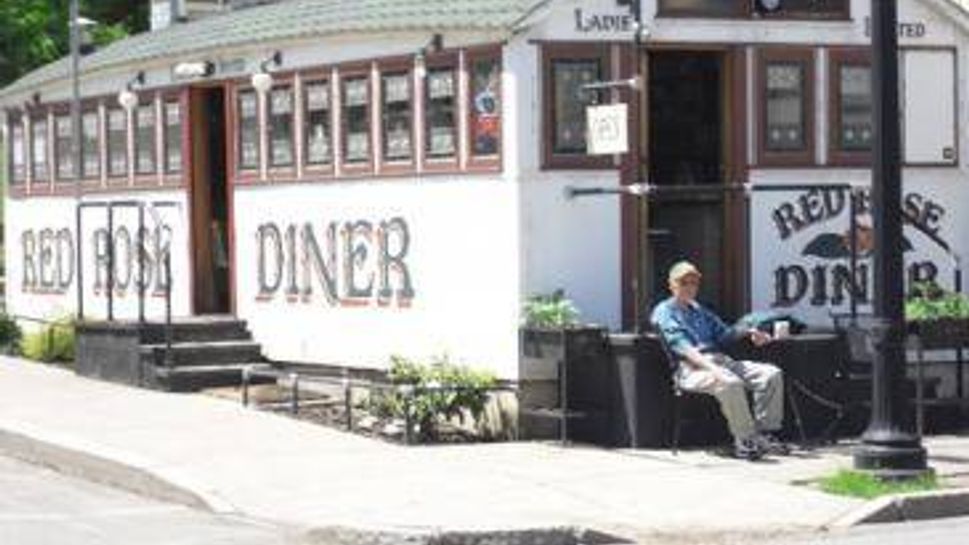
3,0,969,380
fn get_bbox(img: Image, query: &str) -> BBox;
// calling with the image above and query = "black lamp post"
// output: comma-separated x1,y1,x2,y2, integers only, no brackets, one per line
853,0,930,479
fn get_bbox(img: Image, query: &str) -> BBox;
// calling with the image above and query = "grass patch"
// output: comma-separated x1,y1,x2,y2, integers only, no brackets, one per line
819,469,940,499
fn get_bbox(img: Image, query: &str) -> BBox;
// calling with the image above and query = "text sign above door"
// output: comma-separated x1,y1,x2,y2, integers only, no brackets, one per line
587,103,629,155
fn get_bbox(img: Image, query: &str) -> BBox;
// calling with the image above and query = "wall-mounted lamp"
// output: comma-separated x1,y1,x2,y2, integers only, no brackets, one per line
414,33,444,80
251,50,282,93
117,71,146,111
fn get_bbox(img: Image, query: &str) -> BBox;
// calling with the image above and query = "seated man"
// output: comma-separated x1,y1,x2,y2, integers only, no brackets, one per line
651,261,788,460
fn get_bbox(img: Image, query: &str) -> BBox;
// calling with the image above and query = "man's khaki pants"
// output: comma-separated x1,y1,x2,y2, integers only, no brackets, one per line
675,353,784,441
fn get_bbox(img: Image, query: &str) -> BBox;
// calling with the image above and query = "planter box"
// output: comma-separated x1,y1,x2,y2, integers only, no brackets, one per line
518,326,610,444
907,318,969,350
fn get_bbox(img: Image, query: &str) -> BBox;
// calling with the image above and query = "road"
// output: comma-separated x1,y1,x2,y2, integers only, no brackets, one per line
756,516,969,545
0,455,296,545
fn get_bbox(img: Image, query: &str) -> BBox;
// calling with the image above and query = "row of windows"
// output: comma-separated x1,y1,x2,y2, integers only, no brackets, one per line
7,96,182,189
234,49,501,179
540,46,902,169
658,0,848,18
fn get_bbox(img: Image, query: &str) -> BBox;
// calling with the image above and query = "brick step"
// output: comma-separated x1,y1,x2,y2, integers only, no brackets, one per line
153,363,273,392
139,318,251,344
140,340,263,367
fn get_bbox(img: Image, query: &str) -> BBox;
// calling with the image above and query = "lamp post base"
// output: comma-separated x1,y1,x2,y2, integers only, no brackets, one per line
854,433,930,480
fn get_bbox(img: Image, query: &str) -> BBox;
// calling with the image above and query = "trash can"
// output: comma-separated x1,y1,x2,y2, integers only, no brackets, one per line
608,333,671,448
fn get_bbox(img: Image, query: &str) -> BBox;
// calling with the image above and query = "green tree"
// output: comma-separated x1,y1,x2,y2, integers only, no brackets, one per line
0,0,148,88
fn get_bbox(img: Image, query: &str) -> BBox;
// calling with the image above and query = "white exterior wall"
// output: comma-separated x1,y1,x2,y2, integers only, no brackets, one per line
4,192,191,328
233,177,522,377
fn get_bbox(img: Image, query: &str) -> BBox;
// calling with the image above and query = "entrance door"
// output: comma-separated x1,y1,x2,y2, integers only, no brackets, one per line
644,50,735,318
189,87,231,314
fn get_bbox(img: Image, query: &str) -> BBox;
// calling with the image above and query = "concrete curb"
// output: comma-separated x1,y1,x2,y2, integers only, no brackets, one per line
301,525,581,545
825,488,969,527
0,424,237,514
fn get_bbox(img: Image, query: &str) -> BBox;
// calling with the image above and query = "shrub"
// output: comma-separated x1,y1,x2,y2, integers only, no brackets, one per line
522,289,580,328
906,282,969,321
0,314,22,353
21,318,75,363
376,354,499,441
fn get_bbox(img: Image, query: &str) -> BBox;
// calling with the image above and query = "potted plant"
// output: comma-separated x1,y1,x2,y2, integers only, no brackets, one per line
905,282,969,349
518,290,610,444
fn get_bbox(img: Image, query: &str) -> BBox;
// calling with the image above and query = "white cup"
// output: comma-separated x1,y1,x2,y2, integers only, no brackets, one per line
773,320,790,339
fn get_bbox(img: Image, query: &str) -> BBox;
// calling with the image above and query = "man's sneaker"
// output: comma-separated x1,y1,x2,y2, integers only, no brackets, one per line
754,433,791,455
734,437,765,461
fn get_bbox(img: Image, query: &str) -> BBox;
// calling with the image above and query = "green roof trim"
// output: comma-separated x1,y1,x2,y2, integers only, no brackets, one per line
1,0,545,99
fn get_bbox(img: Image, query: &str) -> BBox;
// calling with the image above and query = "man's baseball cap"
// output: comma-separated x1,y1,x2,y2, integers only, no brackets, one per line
668,261,701,283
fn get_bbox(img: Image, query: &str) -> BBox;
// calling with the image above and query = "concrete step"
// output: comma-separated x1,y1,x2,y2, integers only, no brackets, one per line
140,341,263,367
153,363,270,392
138,318,251,344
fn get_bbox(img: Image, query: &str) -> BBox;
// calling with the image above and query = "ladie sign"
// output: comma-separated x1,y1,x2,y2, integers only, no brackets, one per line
574,8,635,33
587,103,629,155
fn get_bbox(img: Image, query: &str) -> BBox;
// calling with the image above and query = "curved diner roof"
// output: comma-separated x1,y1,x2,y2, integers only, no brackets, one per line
0,0,547,102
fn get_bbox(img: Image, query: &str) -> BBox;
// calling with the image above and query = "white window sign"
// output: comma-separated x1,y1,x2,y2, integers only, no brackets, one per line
586,103,628,155
902,49,956,164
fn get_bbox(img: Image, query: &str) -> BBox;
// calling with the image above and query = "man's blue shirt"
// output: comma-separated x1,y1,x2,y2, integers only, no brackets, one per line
650,296,736,357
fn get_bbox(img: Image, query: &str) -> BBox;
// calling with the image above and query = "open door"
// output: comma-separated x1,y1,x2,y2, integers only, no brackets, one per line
189,86,231,314
643,49,743,319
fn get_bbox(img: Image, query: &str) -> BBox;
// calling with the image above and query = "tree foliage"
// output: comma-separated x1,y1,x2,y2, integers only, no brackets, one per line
0,0,148,87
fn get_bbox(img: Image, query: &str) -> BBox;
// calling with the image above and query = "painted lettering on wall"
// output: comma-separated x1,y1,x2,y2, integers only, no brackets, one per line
574,8,634,33
769,188,948,308
863,17,928,39
21,226,171,296
256,217,415,307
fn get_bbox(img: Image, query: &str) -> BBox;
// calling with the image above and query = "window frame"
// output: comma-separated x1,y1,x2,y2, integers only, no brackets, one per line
266,74,298,177
8,113,27,190
377,57,416,174
421,50,461,172
656,0,747,19
80,104,101,181
234,85,262,179
466,46,504,172
828,48,872,167
656,0,849,20
301,71,336,178
756,48,816,167
52,108,76,185
29,110,50,187
541,43,612,170
338,63,374,177
105,100,129,184
133,95,158,179
161,92,185,180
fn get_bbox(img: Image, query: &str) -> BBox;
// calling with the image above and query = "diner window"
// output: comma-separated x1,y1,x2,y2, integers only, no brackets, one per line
551,60,602,154
31,117,48,181
759,49,814,165
425,67,457,160
107,108,127,177
469,55,502,159
342,76,370,165
761,0,848,18
238,90,259,170
10,122,25,185
381,72,412,162
658,0,846,17
55,115,75,180
164,100,182,174
303,81,332,165
135,103,156,174
81,110,100,179
269,86,294,167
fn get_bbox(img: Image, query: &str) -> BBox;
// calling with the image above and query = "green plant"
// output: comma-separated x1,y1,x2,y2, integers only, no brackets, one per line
21,318,75,363
0,314,22,353
906,282,969,321
819,469,939,499
522,289,580,328
379,354,499,441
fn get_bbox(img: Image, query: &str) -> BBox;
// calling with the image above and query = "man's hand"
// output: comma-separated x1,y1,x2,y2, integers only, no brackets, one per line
749,328,771,347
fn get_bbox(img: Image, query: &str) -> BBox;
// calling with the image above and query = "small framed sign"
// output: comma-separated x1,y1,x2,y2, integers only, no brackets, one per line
586,103,628,155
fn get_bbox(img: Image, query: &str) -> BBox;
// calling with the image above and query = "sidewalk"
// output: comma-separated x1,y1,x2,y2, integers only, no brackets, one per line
2,357,968,545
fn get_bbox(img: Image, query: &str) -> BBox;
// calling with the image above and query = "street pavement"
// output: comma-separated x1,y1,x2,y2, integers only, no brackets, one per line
0,454,296,545
1,357,968,544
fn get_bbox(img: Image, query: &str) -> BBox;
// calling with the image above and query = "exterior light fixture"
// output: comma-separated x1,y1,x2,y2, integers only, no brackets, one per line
117,71,145,111
414,34,443,80
250,51,282,93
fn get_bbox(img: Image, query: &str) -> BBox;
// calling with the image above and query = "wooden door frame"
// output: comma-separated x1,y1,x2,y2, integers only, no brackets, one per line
620,44,749,329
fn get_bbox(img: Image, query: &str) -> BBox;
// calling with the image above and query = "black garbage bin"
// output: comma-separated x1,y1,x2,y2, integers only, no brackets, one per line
608,333,671,448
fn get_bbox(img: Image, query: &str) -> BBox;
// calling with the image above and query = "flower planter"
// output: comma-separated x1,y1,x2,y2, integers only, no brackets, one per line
907,318,969,350
518,326,611,444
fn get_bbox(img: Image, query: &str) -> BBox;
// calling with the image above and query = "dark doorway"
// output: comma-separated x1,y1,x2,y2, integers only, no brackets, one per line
189,87,231,314
645,51,729,317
